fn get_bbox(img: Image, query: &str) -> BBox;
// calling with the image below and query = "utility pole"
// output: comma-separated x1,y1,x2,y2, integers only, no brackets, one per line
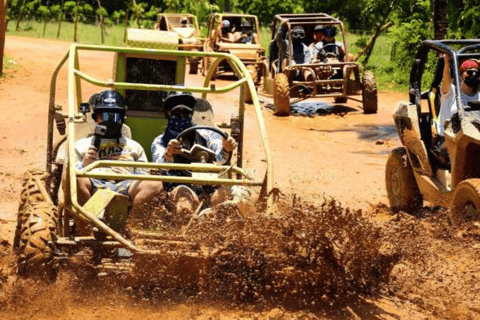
0,0,6,75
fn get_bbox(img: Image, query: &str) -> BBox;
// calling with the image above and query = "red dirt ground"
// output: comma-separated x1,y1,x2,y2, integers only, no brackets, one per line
1,36,480,319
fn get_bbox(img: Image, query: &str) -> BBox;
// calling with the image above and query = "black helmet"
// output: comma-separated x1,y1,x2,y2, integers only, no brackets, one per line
323,27,336,37
91,90,126,120
163,91,196,114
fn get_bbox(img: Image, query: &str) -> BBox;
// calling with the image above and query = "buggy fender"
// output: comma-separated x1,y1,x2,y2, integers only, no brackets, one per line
393,101,433,177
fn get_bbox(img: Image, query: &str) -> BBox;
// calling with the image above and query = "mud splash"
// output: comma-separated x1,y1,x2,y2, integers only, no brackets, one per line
185,199,397,307
0,199,398,319
2,200,480,319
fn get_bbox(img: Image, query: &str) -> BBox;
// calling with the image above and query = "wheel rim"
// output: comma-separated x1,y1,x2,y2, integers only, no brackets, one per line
391,170,403,202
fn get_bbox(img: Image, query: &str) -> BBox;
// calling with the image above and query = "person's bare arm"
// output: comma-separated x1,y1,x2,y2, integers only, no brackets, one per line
441,54,452,95
82,146,99,167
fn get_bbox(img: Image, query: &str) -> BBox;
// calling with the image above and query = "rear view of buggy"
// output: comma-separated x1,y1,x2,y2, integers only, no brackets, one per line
13,44,275,287
155,13,205,74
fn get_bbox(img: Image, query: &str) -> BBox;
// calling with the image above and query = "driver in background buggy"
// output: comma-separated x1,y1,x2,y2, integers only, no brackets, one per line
276,25,311,77
311,26,347,63
438,56,480,137
151,92,238,218
238,20,258,44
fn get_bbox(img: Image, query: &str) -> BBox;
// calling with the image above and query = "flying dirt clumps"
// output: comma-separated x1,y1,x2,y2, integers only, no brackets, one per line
185,199,400,306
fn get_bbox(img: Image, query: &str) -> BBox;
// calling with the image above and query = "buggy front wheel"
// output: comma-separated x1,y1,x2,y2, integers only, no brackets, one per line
385,147,423,213
273,73,290,116
362,70,378,114
14,170,58,281
451,179,480,223
245,65,258,104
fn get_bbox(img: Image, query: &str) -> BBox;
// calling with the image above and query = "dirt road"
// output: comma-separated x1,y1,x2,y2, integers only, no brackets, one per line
1,36,480,319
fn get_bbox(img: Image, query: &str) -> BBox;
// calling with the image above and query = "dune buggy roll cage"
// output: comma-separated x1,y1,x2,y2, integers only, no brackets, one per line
269,13,361,102
409,40,480,118
45,44,274,253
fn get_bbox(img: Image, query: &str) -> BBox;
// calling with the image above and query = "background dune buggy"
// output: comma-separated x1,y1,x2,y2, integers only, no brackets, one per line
155,13,205,74
264,13,378,116
386,40,480,223
203,13,266,102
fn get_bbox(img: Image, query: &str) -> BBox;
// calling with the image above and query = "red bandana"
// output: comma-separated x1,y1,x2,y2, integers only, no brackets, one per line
460,60,479,73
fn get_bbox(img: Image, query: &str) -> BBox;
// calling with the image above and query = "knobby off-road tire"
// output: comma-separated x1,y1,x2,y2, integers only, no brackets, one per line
245,65,258,104
203,57,217,80
334,97,348,104
273,73,290,116
385,147,423,213
189,58,199,75
13,170,58,280
362,70,378,114
451,179,480,223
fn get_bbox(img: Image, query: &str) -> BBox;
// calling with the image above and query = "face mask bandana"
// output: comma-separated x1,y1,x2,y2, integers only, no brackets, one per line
161,117,194,146
464,69,480,89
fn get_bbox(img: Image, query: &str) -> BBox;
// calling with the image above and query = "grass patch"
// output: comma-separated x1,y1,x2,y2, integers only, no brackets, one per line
1,56,19,77
3,56,17,69
346,33,407,92
7,20,127,46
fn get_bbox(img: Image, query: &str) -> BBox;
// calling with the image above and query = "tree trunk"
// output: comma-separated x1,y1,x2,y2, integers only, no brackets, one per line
96,0,104,44
124,9,129,42
353,22,393,64
73,0,79,42
57,0,64,39
42,1,49,38
225,0,230,12
433,0,448,40
0,0,6,75
15,0,25,31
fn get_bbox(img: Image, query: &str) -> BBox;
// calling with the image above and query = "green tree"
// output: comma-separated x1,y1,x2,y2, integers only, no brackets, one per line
235,0,303,25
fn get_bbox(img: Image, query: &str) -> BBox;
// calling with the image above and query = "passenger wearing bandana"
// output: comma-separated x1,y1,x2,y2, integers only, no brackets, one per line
439,56,480,136
151,92,238,217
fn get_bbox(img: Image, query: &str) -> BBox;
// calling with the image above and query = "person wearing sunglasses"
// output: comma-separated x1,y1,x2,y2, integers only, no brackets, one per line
276,25,312,74
151,92,239,221
438,57,480,137
73,90,164,230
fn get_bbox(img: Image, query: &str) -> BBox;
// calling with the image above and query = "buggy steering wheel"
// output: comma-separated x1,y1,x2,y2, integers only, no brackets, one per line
174,125,232,164
318,43,342,60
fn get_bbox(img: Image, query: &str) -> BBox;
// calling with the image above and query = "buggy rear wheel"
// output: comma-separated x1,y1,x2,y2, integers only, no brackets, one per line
362,70,378,114
385,147,423,213
334,97,348,104
273,73,290,116
189,58,199,74
14,170,58,280
245,65,258,104
451,179,480,223
204,57,217,80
